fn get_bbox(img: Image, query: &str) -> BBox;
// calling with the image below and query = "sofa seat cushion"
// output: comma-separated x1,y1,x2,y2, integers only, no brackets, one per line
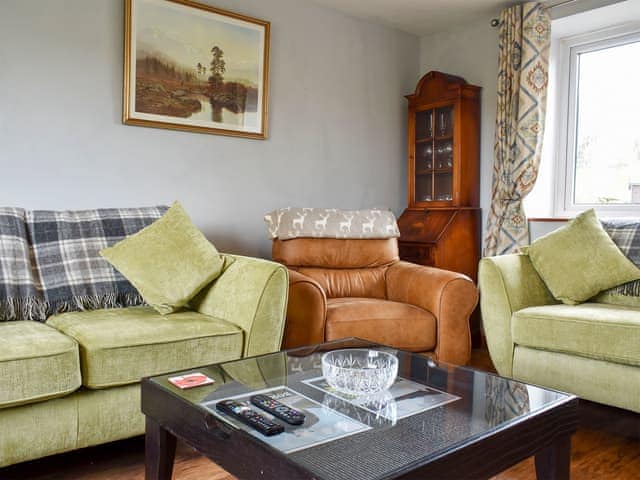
0,321,81,409
325,298,436,352
47,306,243,388
512,303,640,366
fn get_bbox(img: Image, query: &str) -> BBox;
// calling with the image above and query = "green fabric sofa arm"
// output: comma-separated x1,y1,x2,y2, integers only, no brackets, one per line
192,255,289,357
478,254,557,376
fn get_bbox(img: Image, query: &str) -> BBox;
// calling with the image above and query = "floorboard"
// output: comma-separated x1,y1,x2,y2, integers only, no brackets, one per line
1,349,638,480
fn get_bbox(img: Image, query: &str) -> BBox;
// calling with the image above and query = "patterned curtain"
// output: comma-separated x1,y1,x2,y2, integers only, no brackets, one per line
484,376,530,427
483,3,551,257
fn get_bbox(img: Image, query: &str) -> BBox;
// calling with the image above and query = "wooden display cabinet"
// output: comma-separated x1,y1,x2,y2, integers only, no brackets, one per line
398,71,481,280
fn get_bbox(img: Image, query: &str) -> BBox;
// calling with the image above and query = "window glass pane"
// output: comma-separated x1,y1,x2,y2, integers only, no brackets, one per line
573,40,640,205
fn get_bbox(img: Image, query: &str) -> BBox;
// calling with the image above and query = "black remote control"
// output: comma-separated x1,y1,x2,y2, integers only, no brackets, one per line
216,399,284,436
250,394,306,425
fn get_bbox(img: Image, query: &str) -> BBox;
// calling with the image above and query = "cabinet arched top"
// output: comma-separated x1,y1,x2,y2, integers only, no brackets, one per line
406,71,481,104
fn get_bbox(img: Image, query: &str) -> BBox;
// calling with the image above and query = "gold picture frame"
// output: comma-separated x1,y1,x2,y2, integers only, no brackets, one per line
123,0,270,139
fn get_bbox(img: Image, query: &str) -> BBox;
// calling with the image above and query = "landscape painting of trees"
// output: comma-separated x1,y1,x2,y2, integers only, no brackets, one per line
123,0,270,139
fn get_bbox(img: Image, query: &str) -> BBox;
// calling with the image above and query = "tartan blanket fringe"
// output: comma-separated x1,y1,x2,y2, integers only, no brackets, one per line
608,279,640,298
0,292,146,322
47,291,147,316
0,297,46,322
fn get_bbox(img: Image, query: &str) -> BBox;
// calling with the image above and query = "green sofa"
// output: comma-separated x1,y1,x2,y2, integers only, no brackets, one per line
0,254,288,468
479,254,639,413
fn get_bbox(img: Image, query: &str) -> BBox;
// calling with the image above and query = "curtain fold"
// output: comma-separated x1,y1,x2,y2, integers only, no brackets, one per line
484,3,551,257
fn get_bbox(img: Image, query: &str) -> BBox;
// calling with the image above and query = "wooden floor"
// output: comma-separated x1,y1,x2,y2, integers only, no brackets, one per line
2,350,638,480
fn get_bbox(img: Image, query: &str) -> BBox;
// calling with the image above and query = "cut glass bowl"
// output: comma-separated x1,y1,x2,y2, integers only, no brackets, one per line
321,349,398,396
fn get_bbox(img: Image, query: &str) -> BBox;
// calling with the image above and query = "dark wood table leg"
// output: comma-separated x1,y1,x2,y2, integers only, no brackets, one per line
535,435,571,480
145,416,177,480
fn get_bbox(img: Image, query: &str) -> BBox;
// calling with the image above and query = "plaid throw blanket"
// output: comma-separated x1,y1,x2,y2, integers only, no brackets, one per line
602,219,640,297
0,208,38,320
0,206,167,321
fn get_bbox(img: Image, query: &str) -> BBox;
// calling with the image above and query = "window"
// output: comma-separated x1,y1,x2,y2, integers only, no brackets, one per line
555,26,640,216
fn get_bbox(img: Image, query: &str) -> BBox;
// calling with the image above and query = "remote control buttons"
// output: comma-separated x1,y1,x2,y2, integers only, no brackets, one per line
250,394,306,426
216,399,284,436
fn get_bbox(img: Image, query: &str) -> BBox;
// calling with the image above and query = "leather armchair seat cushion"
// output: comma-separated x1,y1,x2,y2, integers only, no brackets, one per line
325,298,436,352
47,306,243,388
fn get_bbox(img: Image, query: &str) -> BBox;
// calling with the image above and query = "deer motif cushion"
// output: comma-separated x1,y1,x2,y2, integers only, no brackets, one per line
264,208,400,240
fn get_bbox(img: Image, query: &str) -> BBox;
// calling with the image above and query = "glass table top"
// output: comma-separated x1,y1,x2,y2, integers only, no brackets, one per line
149,338,573,480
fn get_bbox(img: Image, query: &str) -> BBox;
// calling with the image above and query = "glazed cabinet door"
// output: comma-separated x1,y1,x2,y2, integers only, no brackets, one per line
411,105,455,208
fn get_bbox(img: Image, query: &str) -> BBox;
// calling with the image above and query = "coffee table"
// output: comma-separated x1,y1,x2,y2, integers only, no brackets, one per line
142,338,578,480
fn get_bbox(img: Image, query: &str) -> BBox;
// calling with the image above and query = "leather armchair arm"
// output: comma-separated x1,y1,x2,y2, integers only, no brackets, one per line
282,270,327,349
386,261,478,365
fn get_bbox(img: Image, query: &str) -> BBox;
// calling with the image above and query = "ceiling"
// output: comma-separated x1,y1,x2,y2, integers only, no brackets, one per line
309,0,521,36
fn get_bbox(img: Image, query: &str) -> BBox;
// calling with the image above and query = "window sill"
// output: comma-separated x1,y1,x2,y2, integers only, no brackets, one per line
528,217,570,222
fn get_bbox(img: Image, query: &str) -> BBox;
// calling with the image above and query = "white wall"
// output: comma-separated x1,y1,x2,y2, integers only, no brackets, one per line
419,14,500,242
0,0,419,257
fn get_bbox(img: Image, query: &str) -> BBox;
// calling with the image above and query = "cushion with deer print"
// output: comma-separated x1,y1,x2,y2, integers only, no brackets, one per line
264,208,400,240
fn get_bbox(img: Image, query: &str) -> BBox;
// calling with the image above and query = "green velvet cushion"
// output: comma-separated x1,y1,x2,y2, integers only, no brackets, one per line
47,306,243,388
100,202,224,314
526,209,640,305
512,303,640,366
0,321,81,409
513,347,640,413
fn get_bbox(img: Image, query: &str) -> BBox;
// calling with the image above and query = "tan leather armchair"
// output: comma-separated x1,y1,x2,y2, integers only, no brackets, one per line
273,237,479,365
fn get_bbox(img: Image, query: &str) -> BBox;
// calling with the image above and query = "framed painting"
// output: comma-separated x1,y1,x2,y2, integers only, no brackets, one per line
123,0,270,139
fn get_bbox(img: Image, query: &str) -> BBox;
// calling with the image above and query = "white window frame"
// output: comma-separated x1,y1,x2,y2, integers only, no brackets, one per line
553,23,640,217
